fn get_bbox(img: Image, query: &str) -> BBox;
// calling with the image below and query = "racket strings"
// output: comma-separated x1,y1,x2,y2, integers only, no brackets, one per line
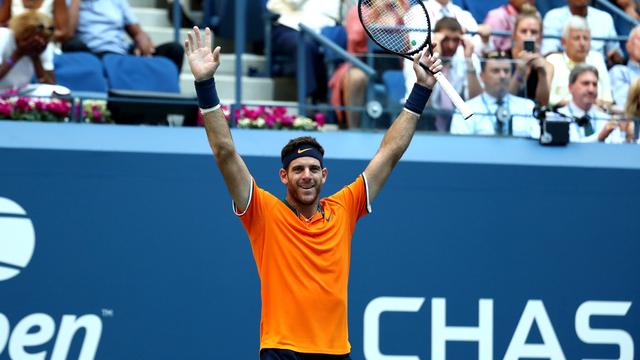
360,0,431,55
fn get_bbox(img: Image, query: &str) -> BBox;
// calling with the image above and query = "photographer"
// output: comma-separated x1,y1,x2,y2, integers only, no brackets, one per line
507,5,553,105
0,10,55,90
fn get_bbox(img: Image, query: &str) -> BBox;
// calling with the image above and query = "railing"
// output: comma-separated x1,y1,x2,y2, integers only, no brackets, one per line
297,24,376,119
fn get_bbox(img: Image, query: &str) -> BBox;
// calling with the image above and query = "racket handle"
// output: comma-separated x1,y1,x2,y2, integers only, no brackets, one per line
433,72,474,120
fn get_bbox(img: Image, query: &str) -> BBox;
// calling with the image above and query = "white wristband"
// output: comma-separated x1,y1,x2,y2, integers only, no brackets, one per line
200,104,221,114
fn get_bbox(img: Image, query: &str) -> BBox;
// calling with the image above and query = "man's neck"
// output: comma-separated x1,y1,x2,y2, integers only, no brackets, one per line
435,0,449,6
569,5,588,17
571,100,592,114
285,194,319,220
486,91,507,102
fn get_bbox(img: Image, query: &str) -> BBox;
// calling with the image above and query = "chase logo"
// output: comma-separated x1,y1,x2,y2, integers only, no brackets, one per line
0,197,35,281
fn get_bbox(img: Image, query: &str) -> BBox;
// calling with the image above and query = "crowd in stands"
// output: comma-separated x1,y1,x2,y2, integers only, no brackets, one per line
274,0,637,143
0,0,183,96
0,0,638,143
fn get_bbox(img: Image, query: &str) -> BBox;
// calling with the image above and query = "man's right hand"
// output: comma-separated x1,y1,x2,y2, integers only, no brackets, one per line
185,26,220,82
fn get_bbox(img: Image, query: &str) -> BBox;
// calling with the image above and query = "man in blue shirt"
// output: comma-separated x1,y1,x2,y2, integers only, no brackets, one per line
63,0,183,72
609,26,640,109
450,51,539,138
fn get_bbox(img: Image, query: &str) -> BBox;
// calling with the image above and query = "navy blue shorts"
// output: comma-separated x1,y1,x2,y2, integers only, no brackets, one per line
260,348,352,360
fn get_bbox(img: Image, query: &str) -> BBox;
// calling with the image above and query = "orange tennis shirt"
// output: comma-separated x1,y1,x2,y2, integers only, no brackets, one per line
234,174,371,354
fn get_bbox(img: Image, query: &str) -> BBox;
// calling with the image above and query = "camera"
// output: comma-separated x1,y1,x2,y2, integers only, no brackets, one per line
523,40,535,53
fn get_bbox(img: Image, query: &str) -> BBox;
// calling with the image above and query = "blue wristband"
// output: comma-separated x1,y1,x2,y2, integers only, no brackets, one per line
404,83,432,115
194,78,220,109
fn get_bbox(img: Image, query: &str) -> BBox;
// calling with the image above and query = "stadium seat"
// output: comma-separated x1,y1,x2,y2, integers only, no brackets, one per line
53,52,108,93
382,70,406,107
102,54,180,93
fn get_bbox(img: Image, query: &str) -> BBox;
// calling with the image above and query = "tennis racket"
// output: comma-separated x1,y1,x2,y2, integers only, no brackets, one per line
358,0,474,119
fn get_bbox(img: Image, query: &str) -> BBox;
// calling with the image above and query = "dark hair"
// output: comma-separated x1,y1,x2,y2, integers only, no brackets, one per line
480,50,511,72
434,17,463,34
280,136,325,169
569,64,598,84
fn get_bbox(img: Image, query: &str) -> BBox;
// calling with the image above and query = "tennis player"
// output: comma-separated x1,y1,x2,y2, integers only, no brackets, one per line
185,26,441,360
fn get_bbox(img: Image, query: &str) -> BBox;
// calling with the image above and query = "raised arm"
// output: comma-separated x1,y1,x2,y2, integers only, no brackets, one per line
185,27,253,211
364,50,441,202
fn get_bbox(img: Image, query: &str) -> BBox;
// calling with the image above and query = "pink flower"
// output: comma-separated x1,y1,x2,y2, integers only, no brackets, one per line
0,102,12,117
15,97,31,112
314,113,326,127
280,115,294,127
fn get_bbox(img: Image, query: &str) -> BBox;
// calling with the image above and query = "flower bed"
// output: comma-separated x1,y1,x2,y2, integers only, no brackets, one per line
198,105,327,131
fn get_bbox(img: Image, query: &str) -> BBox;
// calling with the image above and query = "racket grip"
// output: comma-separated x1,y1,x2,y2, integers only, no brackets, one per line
433,72,473,120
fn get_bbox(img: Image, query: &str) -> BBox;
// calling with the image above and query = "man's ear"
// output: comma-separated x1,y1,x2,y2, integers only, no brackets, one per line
321,168,328,185
279,168,288,185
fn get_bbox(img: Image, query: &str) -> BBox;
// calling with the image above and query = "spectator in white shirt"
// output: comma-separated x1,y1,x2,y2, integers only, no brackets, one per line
403,17,482,131
266,0,341,103
609,25,640,109
450,52,539,138
541,0,623,65
546,16,613,107
424,0,491,56
555,64,625,143
0,10,55,91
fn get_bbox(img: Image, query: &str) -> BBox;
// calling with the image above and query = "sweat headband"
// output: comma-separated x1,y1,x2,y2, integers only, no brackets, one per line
281,145,324,170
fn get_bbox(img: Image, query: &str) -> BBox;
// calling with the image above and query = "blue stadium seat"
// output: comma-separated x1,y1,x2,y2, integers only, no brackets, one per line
102,54,180,93
53,52,108,93
382,70,406,106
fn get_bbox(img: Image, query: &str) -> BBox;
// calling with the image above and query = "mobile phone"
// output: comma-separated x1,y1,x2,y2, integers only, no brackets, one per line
524,40,535,52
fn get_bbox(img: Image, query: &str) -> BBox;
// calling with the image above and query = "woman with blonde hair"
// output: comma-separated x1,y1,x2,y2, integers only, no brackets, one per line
0,10,55,90
507,4,553,105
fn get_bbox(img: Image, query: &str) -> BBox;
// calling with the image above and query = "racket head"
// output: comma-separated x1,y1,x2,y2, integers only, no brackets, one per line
358,0,433,57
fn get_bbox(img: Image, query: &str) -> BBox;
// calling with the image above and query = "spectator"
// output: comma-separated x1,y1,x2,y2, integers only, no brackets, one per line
483,0,536,51
556,64,624,143
450,51,539,137
267,0,341,103
623,77,640,141
424,0,492,56
0,0,68,43
328,4,376,129
546,16,612,107
0,10,55,91
64,0,184,73
541,0,622,64
609,25,640,109
612,0,640,20
403,17,482,132
507,4,553,105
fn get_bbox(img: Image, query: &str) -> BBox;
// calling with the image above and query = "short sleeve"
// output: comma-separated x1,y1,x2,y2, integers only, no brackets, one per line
328,174,371,224
119,0,138,25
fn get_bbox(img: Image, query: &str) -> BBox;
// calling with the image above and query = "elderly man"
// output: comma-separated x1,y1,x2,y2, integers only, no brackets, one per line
556,64,628,143
541,0,621,63
450,51,539,137
609,26,640,109
546,16,613,107
404,17,482,131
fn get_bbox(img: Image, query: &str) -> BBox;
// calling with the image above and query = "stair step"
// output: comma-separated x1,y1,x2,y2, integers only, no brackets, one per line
180,73,274,101
129,0,158,8
132,8,171,27
146,26,190,47
181,53,267,75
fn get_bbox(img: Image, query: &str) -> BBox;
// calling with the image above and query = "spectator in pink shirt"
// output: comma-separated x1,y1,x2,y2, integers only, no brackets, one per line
483,0,537,51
